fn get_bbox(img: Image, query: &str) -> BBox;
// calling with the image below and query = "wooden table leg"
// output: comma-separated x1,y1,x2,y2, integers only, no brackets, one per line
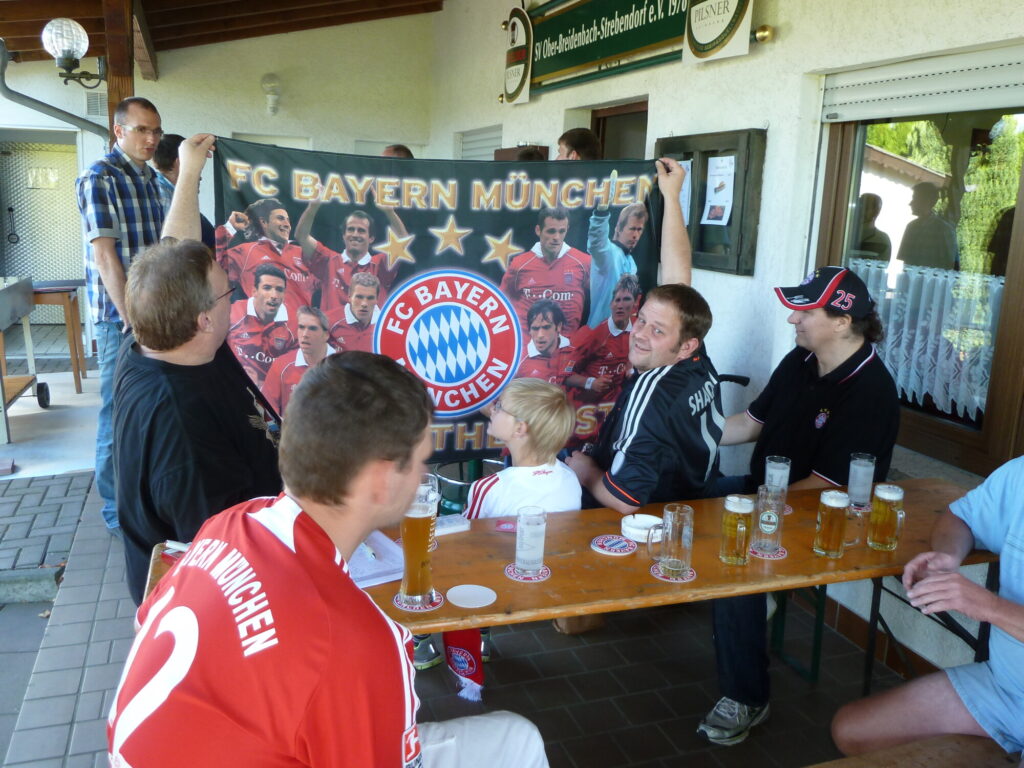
69,290,87,381
61,293,82,394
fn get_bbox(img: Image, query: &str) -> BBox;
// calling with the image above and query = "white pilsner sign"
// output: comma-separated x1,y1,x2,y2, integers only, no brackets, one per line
503,6,533,104
683,0,753,64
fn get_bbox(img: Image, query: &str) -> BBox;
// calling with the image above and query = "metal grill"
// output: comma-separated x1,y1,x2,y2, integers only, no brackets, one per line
0,142,84,324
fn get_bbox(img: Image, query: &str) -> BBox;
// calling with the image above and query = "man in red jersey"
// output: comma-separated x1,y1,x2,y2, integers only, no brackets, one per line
228,264,296,387
501,205,591,335
109,352,548,768
263,306,335,417
564,273,640,446
216,197,318,327
294,192,404,315
514,299,576,386
327,271,380,353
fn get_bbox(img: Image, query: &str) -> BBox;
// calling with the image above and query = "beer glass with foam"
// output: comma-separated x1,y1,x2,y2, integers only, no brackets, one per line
720,495,754,566
397,479,441,608
867,484,905,552
647,503,694,578
813,490,849,559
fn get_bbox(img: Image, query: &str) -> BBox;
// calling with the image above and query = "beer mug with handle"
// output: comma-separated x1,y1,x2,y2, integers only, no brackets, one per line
647,504,693,579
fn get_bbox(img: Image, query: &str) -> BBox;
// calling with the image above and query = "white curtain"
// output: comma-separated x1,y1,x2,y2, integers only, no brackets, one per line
848,258,1004,421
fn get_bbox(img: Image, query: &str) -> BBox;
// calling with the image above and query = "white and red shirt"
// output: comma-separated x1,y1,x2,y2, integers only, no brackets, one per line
501,244,591,335
228,299,297,388
108,494,422,768
464,461,582,519
262,346,335,418
327,303,380,353
216,225,318,323
514,336,575,385
311,240,397,315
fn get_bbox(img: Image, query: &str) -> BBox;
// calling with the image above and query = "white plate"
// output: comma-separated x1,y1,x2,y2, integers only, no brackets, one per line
446,584,498,608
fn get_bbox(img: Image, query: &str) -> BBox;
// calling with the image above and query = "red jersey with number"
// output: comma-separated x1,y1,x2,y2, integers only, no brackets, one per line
228,299,297,388
262,346,335,418
500,244,591,335
216,227,318,324
311,240,398,315
514,337,576,385
327,304,380,353
108,494,423,768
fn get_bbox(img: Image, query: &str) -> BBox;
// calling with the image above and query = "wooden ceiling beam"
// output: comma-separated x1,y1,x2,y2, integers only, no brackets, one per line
133,2,158,80
154,2,442,50
10,44,103,62
0,17,103,38
150,0,432,40
102,0,134,133
148,0,345,24
1,33,106,52
0,0,102,23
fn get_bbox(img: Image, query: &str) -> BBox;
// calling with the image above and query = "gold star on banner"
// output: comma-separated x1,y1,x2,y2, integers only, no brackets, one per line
429,215,473,257
377,228,416,270
482,229,523,271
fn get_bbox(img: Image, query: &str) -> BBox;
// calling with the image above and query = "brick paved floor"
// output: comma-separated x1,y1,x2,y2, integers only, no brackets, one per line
0,474,91,576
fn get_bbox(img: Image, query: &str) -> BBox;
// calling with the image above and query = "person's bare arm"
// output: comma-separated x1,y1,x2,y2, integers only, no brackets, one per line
565,451,638,515
564,373,613,394
92,237,128,319
720,412,762,446
656,157,692,287
162,134,215,242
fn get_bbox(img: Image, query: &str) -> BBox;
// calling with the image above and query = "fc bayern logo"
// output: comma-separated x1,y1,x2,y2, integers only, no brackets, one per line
447,646,477,676
375,270,521,418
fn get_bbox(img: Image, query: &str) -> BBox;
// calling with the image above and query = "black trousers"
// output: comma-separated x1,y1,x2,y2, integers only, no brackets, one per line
712,593,771,707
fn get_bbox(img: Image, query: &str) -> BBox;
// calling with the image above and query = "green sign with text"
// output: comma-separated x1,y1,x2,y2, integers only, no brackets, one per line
531,0,686,83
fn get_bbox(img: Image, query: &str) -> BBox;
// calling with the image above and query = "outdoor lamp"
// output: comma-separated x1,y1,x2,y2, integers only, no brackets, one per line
260,73,281,115
41,18,106,88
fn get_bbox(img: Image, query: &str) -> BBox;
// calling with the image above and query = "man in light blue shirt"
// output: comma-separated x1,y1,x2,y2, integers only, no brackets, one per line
586,197,648,328
831,457,1024,758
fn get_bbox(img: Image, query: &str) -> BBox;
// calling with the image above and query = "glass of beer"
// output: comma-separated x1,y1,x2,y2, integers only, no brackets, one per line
867,484,905,552
813,490,849,559
647,503,694,579
720,495,754,566
396,481,441,609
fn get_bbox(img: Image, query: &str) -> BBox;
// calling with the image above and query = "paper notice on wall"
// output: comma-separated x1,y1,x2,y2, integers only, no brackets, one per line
701,156,735,226
678,159,693,226
27,168,59,189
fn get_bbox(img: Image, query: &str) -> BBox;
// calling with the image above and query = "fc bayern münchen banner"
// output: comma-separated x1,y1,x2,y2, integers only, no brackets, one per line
213,138,662,463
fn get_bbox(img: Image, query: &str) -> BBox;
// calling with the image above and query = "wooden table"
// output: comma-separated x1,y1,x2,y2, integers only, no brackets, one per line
32,281,87,394
366,479,996,637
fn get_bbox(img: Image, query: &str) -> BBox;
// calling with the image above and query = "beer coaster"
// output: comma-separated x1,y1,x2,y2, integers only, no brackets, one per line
504,563,551,582
392,590,445,612
446,584,497,608
783,504,793,516
393,538,438,552
495,520,517,532
591,534,637,556
750,545,788,560
649,563,697,583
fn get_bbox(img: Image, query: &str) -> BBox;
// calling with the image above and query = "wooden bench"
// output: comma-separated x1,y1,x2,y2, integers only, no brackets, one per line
807,734,1016,767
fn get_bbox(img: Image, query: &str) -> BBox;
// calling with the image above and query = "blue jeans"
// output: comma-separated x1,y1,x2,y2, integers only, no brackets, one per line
95,320,123,529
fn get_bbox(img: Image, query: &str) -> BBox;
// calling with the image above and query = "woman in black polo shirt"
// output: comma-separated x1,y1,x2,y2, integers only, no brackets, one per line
698,266,899,746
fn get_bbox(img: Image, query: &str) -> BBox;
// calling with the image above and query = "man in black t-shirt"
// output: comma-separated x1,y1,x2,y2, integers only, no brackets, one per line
699,266,899,747
113,134,282,604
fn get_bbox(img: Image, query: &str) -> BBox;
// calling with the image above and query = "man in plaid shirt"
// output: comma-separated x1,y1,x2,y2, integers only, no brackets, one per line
76,97,166,535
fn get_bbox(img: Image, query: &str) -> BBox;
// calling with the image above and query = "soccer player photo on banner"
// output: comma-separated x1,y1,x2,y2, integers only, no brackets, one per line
213,139,662,462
